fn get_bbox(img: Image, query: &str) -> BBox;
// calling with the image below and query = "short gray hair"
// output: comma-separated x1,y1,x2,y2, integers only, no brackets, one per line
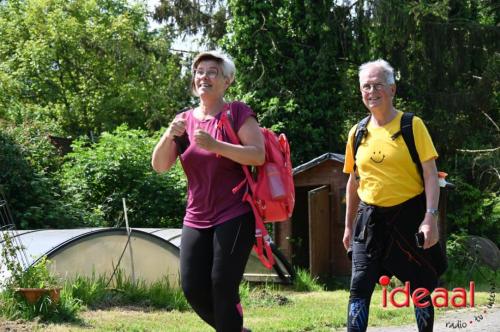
359,59,395,85
191,51,236,96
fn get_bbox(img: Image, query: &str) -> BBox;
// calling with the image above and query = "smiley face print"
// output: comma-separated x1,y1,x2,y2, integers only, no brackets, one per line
370,150,385,163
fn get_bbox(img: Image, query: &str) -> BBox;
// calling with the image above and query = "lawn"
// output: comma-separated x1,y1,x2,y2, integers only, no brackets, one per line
29,289,493,332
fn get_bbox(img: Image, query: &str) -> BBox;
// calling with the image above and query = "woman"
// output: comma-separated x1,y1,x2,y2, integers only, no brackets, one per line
152,51,264,332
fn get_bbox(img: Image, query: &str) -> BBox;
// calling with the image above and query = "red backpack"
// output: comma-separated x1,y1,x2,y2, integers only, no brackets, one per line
218,103,295,269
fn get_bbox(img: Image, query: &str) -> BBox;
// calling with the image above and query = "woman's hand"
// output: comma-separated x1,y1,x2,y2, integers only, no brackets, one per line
166,116,187,140
152,114,186,173
194,129,218,151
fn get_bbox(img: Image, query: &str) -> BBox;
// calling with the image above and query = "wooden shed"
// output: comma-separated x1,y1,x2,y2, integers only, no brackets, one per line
273,153,450,279
274,153,350,278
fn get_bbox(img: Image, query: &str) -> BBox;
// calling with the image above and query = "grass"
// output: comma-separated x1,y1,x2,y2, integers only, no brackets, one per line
15,288,494,332
1,264,496,331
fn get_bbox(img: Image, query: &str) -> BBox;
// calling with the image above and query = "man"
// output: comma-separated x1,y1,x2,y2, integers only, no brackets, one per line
343,59,445,332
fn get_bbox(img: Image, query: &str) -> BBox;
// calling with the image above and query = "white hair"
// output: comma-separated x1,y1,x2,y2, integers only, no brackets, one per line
191,51,236,96
359,59,395,85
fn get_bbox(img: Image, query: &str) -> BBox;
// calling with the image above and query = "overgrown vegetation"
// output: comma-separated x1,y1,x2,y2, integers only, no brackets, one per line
0,231,81,322
0,0,496,244
443,234,499,289
58,125,187,227
66,271,189,310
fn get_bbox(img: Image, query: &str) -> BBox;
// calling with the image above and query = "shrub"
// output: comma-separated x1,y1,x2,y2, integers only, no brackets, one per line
0,231,81,322
59,125,187,227
442,234,499,289
447,176,499,244
0,119,78,229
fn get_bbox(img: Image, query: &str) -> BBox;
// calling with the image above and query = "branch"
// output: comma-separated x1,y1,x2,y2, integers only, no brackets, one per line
482,110,500,132
168,48,198,54
457,147,500,153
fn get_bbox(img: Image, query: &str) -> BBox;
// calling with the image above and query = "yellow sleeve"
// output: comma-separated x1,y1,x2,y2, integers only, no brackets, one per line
413,116,438,162
343,125,357,174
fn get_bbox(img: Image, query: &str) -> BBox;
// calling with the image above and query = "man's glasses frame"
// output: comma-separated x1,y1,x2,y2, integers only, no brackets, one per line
361,83,386,92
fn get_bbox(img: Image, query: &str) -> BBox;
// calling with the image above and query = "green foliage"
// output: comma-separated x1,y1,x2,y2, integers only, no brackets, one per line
447,176,499,244
292,268,324,292
443,234,499,289
0,231,58,289
65,271,189,310
153,0,228,47
223,0,360,164
0,0,190,137
59,125,187,227
0,231,81,322
0,120,78,229
0,288,81,322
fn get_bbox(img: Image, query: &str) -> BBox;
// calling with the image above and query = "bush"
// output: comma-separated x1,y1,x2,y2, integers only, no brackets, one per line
0,231,81,322
0,119,78,229
447,176,500,244
59,125,187,227
442,234,499,289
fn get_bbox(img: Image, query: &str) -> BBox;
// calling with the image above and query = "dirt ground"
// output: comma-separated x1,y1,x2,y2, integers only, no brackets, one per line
0,319,36,332
337,306,499,332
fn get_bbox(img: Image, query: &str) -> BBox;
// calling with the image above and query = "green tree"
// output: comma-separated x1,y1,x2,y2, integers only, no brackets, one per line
0,0,190,137
0,118,79,229
58,125,187,228
153,0,228,48
220,0,364,164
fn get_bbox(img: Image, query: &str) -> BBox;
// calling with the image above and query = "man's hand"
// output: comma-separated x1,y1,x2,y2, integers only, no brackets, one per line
343,226,353,251
418,215,439,249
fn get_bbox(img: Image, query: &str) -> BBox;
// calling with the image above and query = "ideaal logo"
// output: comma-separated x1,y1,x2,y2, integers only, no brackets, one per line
379,276,475,308
379,275,497,329
444,278,496,329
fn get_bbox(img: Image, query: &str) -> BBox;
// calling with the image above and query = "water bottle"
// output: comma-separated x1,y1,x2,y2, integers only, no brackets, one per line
265,163,286,200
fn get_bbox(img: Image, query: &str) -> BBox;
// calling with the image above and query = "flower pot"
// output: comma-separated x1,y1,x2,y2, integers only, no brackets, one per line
15,287,61,304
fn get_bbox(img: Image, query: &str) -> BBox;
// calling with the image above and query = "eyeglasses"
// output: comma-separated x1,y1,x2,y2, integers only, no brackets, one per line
193,68,219,79
361,83,386,92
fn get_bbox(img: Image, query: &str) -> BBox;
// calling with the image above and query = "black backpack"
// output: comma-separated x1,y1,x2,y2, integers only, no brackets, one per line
352,112,423,180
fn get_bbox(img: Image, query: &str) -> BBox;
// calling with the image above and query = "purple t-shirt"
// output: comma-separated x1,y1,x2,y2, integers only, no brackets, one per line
177,101,254,228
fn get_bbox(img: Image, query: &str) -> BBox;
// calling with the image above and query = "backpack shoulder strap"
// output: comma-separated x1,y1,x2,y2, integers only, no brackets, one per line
400,112,424,180
218,103,239,144
352,115,370,173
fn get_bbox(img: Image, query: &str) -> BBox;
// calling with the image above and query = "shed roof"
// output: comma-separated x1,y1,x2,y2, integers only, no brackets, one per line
293,152,345,176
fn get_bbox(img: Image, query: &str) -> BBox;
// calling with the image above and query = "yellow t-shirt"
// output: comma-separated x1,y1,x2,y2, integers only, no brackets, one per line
343,111,438,207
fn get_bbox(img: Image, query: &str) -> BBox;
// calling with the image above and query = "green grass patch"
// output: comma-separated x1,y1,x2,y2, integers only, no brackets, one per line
66,271,188,310
35,288,494,332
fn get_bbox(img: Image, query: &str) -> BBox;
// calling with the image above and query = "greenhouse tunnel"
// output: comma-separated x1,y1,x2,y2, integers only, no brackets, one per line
0,228,294,286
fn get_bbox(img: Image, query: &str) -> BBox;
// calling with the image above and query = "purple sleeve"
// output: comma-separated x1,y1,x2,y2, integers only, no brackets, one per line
231,101,257,133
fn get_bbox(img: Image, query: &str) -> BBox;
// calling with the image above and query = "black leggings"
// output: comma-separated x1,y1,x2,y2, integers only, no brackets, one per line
180,212,255,332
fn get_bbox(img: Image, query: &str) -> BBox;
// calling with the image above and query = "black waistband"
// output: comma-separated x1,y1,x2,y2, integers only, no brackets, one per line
359,193,425,213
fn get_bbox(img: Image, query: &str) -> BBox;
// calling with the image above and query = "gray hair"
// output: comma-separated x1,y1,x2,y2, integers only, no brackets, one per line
359,59,395,85
191,50,236,96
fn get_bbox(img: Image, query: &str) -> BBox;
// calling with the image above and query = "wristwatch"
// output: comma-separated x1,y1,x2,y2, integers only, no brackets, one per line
426,208,439,217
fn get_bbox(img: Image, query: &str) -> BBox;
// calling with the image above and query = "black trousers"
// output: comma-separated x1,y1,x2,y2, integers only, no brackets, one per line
180,212,255,332
348,194,446,332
